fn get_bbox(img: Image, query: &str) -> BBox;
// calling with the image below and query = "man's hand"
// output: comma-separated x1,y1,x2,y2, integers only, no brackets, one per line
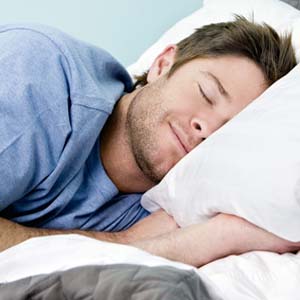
216,213,300,255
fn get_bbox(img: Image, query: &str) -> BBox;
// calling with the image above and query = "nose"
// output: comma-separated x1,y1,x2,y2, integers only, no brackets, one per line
191,118,212,140
190,116,224,141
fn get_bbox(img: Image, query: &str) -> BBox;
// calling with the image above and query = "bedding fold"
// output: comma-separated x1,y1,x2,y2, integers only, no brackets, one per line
0,264,216,300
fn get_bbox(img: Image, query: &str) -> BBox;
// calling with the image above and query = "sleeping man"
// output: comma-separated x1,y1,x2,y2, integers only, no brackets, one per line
0,16,299,267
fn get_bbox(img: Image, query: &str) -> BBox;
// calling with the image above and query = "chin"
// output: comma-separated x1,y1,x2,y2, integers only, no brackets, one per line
145,153,179,183
158,162,177,179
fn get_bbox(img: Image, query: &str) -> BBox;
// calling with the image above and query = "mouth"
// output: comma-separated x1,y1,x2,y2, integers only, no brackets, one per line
169,123,188,154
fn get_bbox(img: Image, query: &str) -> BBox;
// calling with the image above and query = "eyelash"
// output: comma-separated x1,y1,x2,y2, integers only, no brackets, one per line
198,84,214,106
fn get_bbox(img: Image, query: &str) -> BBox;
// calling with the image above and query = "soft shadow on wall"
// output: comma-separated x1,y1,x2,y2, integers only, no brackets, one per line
0,0,203,66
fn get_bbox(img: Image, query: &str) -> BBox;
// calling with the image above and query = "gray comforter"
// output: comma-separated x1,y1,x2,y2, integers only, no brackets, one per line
0,264,218,300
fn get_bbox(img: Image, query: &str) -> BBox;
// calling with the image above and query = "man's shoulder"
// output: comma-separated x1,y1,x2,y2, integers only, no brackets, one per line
0,23,122,63
0,23,133,112
0,23,70,52
0,23,93,68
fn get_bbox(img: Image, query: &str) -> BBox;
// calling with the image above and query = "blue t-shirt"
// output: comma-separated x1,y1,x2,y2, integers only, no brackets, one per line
0,24,150,231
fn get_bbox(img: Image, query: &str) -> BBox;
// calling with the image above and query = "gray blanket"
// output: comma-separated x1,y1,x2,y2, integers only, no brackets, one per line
0,264,217,300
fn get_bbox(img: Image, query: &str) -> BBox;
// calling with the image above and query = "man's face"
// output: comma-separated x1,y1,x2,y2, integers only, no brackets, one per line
126,55,267,184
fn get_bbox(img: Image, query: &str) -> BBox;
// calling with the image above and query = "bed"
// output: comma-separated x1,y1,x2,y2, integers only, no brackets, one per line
1,0,300,299
0,234,299,299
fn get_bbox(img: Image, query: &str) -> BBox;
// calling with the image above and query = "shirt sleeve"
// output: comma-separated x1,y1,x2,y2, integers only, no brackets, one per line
0,28,71,210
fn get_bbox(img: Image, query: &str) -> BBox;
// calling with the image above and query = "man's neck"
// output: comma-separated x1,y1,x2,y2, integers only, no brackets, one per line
99,90,155,193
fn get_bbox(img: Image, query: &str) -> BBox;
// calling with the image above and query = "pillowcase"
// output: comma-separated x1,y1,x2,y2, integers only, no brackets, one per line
127,0,300,77
131,0,300,242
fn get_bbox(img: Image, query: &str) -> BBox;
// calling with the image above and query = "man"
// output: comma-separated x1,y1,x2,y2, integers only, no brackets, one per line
0,17,299,267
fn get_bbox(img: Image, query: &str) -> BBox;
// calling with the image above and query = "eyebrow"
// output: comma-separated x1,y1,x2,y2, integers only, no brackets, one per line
202,71,232,103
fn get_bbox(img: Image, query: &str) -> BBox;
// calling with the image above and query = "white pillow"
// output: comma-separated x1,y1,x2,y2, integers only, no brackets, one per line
127,0,300,76
134,0,300,242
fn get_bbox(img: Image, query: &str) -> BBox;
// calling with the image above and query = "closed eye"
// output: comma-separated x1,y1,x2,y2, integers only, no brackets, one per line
198,83,214,106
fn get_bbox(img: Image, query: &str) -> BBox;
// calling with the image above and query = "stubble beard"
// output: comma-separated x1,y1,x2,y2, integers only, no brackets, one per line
125,82,167,184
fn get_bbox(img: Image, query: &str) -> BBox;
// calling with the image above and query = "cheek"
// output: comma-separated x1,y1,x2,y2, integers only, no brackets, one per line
165,86,209,117
154,122,178,156
150,122,185,173
166,101,211,134
216,99,247,121
165,100,204,121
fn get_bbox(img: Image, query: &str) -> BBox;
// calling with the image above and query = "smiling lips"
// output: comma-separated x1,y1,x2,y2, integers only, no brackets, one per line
170,123,190,154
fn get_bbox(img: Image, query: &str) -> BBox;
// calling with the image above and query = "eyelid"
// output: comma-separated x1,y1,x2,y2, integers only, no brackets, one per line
198,83,214,106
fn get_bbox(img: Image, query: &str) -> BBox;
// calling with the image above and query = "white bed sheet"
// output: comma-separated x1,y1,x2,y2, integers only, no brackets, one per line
0,234,299,299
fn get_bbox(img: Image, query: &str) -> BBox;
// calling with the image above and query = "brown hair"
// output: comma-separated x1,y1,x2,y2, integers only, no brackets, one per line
133,15,296,88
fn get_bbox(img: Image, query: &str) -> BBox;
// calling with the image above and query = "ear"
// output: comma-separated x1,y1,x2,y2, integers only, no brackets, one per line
147,45,177,83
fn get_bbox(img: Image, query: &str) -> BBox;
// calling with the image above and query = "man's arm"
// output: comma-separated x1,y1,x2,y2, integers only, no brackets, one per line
0,217,123,252
2,212,299,268
133,213,300,267
0,209,179,252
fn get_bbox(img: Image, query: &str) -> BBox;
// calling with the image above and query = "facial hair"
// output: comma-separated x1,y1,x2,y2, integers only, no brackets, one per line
125,79,168,184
